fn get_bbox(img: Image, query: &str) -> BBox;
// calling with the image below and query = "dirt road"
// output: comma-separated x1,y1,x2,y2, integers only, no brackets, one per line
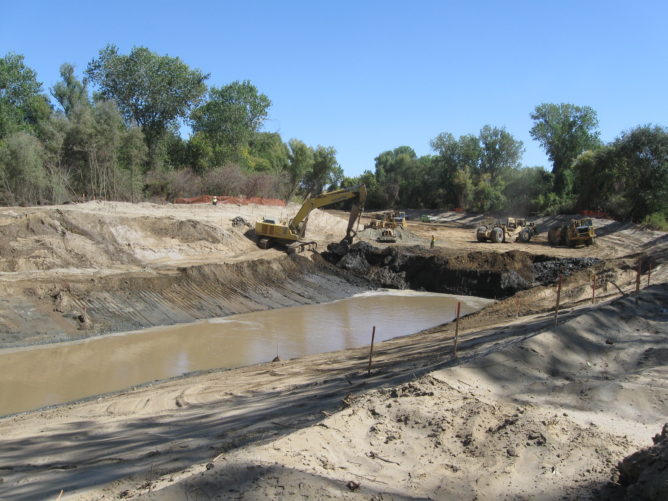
0,201,666,500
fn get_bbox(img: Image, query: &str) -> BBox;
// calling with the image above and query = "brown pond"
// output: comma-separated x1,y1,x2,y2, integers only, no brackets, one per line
0,291,492,416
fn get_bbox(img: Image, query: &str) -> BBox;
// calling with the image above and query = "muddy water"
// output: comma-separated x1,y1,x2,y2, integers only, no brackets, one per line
0,291,492,416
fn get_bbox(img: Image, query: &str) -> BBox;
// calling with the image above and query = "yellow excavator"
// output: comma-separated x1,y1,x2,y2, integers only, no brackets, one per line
255,184,367,254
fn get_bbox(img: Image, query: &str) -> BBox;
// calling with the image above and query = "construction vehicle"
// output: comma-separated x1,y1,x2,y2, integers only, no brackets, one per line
420,214,437,223
255,185,367,254
548,218,595,247
365,210,405,229
476,217,538,243
377,228,397,243
394,211,407,226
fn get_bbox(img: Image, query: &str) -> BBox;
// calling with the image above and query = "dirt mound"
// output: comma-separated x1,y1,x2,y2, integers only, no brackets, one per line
0,206,252,272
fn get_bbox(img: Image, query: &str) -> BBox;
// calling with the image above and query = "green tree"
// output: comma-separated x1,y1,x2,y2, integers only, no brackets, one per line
478,125,523,177
190,80,271,167
430,126,522,211
247,132,289,172
0,131,48,204
452,166,474,209
60,96,146,200
284,139,313,201
530,103,601,195
52,63,88,117
0,53,51,139
374,146,418,207
503,166,553,214
613,125,668,221
301,145,339,195
86,45,208,166
572,148,621,213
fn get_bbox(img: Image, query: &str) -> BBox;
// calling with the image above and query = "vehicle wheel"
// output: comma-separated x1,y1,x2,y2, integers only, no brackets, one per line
491,227,504,243
585,238,593,246
518,228,531,242
476,226,487,242
258,238,271,249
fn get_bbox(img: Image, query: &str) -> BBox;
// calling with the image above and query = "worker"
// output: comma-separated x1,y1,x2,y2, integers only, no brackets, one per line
430,235,435,249
212,196,218,206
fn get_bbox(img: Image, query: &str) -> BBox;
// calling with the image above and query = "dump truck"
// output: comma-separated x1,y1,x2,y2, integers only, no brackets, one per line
548,218,595,247
476,217,538,243
255,185,367,254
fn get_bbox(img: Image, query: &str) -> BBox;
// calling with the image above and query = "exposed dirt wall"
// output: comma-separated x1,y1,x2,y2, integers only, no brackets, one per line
0,255,371,348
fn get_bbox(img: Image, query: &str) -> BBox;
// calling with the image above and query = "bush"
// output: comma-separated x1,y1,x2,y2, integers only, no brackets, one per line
0,132,48,205
144,168,203,201
642,212,668,231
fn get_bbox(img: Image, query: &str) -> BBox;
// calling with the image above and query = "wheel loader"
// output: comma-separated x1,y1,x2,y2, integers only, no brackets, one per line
548,218,595,247
476,217,538,243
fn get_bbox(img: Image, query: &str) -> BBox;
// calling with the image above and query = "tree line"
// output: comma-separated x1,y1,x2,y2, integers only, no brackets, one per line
1,47,666,228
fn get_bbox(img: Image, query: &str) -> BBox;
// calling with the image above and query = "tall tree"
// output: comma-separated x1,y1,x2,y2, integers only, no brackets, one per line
0,53,51,139
478,125,523,177
301,145,339,195
190,80,271,167
374,146,418,207
430,126,522,211
0,131,48,204
530,103,601,195
247,132,288,172
613,125,668,221
86,45,208,166
52,63,88,117
284,139,314,201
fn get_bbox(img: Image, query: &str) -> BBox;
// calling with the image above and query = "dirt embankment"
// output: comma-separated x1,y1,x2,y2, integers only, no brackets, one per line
0,255,374,347
0,202,358,347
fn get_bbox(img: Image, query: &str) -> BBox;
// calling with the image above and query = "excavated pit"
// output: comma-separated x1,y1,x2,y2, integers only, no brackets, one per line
1,237,603,350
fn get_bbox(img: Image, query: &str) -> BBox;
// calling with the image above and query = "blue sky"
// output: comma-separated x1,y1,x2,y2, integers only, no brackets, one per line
2,0,666,177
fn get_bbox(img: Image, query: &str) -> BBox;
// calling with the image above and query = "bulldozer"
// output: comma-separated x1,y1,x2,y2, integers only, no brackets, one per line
255,185,367,254
476,217,538,243
548,218,595,247
377,228,397,243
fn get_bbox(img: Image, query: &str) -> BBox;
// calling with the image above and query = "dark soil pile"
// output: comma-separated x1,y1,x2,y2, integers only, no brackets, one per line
324,242,599,299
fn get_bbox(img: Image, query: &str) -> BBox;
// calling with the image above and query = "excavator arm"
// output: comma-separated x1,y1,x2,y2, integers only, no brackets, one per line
289,185,367,238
